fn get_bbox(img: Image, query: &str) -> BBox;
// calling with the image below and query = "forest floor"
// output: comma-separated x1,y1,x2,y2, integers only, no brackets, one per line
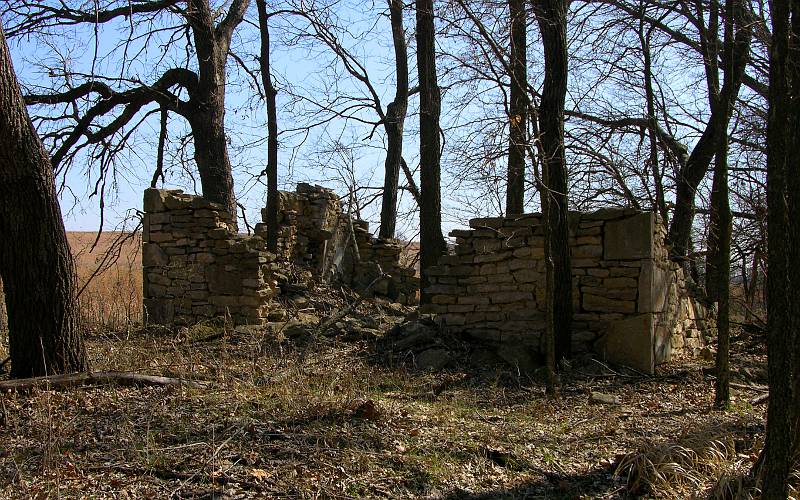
0,287,787,499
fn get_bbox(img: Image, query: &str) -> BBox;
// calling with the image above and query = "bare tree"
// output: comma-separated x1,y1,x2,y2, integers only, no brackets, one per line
758,0,800,495
0,24,89,378
256,0,280,252
534,0,573,363
4,0,251,222
416,0,447,301
506,0,527,214
379,0,410,239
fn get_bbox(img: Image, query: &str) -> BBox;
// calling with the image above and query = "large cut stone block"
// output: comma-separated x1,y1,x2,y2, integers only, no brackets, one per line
143,188,171,213
638,260,672,313
142,243,169,267
207,264,243,295
604,212,654,260
144,298,174,325
595,314,654,374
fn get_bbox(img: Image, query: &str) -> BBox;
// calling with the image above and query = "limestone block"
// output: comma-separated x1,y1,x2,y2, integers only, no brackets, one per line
473,239,502,253
490,291,533,304
638,260,672,313
572,245,603,258
470,217,505,229
512,268,540,283
581,286,637,301
144,298,174,325
595,314,654,374
141,243,167,268
604,277,638,289
583,293,636,314
654,324,672,364
459,295,491,305
475,252,511,263
604,212,654,260
143,188,172,213
207,264,243,295
432,294,456,305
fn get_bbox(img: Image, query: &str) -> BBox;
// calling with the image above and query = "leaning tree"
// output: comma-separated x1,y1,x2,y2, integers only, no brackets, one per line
0,24,89,378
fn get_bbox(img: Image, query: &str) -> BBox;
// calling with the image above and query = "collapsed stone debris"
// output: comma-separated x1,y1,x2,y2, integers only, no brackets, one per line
141,184,418,327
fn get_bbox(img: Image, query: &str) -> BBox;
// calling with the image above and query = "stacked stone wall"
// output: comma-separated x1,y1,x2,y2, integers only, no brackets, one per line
142,189,279,326
422,209,715,373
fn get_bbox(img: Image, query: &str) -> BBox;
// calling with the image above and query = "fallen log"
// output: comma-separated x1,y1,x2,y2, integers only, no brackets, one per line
0,371,210,392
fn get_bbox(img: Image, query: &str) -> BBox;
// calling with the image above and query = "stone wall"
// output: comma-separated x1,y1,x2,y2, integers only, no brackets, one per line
255,183,419,305
142,189,279,326
421,209,715,373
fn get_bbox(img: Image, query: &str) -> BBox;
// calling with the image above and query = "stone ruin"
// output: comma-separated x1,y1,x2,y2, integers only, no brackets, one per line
254,183,419,305
0,185,714,375
141,184,418,326
421,210,715,374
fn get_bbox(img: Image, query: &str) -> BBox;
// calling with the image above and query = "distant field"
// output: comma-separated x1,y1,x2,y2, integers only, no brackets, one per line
67,231,142,331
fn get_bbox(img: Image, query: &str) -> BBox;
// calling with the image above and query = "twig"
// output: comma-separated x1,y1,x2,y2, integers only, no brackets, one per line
0,371,210,392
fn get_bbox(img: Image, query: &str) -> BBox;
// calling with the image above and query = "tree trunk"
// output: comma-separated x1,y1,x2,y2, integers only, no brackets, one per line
379,0,409,240
666,10,751,261
534,0,572,362
185,0,243,227
708,0,738,410
256,0,280,253
639,25,668,223
760,0,797,496
0,26,89,378
416,0,447,303
506,0,527,215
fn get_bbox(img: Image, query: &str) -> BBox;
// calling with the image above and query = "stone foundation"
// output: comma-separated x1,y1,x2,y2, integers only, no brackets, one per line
254,183,419,305
421,209,715,373
142,189,279,326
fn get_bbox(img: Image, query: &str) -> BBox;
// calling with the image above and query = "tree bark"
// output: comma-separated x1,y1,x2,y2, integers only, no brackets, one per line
506,0,527,215
534,0,572,362
184,0,245,226
708,0,738,410
379,0,409,240
416,0,447,303
256,0,280,253
0,26,89,378
760,0,797,496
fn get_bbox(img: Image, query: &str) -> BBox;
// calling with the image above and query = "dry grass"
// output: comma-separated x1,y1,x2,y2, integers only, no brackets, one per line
0,235,789,498
67,231,143,333
0,311,778,498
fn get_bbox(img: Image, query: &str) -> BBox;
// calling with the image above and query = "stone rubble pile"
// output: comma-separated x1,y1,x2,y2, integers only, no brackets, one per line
255,183,418,305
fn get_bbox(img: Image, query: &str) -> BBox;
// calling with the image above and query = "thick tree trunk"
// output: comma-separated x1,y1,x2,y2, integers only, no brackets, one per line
185,0,243,227
256,0,280,253
379,0,409,240
0,26,89,378
506,0,527,215
760,0,797,496
416,0,447,303
535,0,572,362
187,104,237,223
